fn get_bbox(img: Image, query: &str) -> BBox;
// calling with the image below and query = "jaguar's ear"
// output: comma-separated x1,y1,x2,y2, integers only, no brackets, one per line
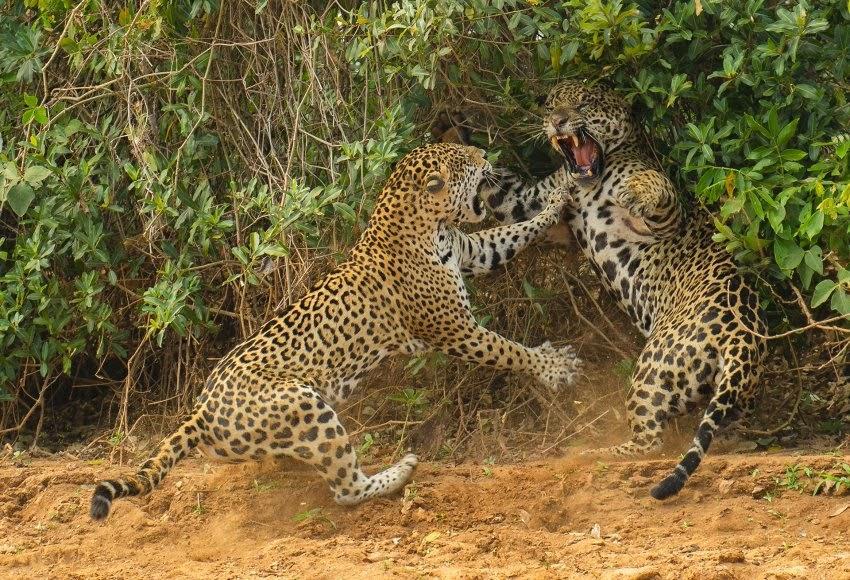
425,173,446,194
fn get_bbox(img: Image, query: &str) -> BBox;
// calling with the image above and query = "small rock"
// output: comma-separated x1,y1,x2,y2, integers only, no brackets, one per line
590,523,601,539
518,509,531,526
364,551,392,563
718,478,735,495
735,440,759,452
411,507,432,523
718,550,746,563
751,485,767,498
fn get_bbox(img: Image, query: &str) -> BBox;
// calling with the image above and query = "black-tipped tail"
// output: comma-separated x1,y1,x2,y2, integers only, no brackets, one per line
90,477,145,520
650,433,707,500
651,465,688,499
90,482,116,520
88,415,201,521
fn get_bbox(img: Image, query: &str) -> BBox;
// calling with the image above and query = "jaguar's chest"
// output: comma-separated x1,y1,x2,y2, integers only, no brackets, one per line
565,175,663,335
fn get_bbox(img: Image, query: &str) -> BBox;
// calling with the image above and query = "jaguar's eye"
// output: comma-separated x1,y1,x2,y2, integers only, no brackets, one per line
425,174,445,193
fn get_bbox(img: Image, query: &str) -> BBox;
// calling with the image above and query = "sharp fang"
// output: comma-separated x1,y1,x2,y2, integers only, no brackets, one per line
571,134,581,148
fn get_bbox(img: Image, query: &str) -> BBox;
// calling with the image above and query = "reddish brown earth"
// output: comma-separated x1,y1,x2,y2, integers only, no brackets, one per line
1,449,849,579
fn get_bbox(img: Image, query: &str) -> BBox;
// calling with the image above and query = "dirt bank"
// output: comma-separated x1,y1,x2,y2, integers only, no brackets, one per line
1,449,849,579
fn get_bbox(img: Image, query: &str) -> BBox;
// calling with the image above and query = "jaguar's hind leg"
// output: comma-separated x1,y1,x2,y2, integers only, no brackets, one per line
273,384,418,505
581,337,713,458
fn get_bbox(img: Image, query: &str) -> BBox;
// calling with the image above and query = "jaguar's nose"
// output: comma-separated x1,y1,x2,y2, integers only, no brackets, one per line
547,107,578,132
549,112,570,130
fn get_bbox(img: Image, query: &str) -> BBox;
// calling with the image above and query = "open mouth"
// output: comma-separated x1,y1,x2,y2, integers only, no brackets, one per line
551,128,603,181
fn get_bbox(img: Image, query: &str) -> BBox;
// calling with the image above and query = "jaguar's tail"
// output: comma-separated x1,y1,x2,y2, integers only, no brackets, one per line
651,348,760,500
90,414,201,521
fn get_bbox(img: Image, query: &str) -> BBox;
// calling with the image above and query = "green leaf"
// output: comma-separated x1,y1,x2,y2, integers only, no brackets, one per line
811,279,837,308
33,107,48,125
332,202,356,223
776,119,798,147
795,84,818,99
7,183,35,216
803,246,823,275
23,165,51,185
799,262,814,289
773,238,803,271
830,289,850,316
802,210,824,240
780,149,807,161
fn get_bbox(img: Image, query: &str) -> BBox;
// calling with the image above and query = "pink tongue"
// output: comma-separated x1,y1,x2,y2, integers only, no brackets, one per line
573,141,596,166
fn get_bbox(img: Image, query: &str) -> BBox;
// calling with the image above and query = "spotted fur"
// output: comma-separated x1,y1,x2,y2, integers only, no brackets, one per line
90,143,581,520
480,82,767,500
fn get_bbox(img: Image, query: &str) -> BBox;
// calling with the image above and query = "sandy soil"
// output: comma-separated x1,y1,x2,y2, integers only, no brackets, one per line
1,449,849,579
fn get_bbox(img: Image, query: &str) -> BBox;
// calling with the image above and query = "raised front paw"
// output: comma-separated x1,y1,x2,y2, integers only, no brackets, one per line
546,184,573,211
617,170,668,218
537,185,573,225
532,341,582,391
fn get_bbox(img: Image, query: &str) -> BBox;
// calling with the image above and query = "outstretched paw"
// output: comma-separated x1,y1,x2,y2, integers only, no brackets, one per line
544,184,573,216
533,341,582,391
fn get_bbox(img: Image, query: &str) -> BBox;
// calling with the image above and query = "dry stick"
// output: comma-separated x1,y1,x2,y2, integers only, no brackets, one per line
790,282,818,327
562,279,631,360
526,382,574,427
743,313,850,340
115,333,151,464
172,5,224,190
817,339,850,370
40,0,87,100
0,375,56,437
565,272,633,347
540,409,611,455
741,337,805,437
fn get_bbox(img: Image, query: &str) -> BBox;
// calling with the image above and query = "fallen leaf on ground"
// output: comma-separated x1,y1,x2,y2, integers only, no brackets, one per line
828,504,849,518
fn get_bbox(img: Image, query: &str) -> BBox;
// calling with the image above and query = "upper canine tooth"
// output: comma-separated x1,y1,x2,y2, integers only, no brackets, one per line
571,134,581,147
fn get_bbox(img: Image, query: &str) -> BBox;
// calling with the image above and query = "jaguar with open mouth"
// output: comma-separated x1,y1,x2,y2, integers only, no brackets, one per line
463,80,767,505
550,126,604,183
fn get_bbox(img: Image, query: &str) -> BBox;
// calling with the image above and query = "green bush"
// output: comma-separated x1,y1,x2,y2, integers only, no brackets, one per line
0,0,848,432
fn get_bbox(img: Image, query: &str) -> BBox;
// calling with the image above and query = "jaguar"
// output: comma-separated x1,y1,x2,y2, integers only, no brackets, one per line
466,81,767,500
89,142,581,520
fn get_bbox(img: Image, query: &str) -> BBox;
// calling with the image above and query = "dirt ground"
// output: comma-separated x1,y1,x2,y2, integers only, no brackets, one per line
1,446,849,580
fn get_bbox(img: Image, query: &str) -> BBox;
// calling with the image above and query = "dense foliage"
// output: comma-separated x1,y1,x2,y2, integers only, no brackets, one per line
0,0,848,433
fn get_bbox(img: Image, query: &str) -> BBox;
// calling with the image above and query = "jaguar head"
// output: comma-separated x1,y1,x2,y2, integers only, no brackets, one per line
542,81,637,186
397,143,497,225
